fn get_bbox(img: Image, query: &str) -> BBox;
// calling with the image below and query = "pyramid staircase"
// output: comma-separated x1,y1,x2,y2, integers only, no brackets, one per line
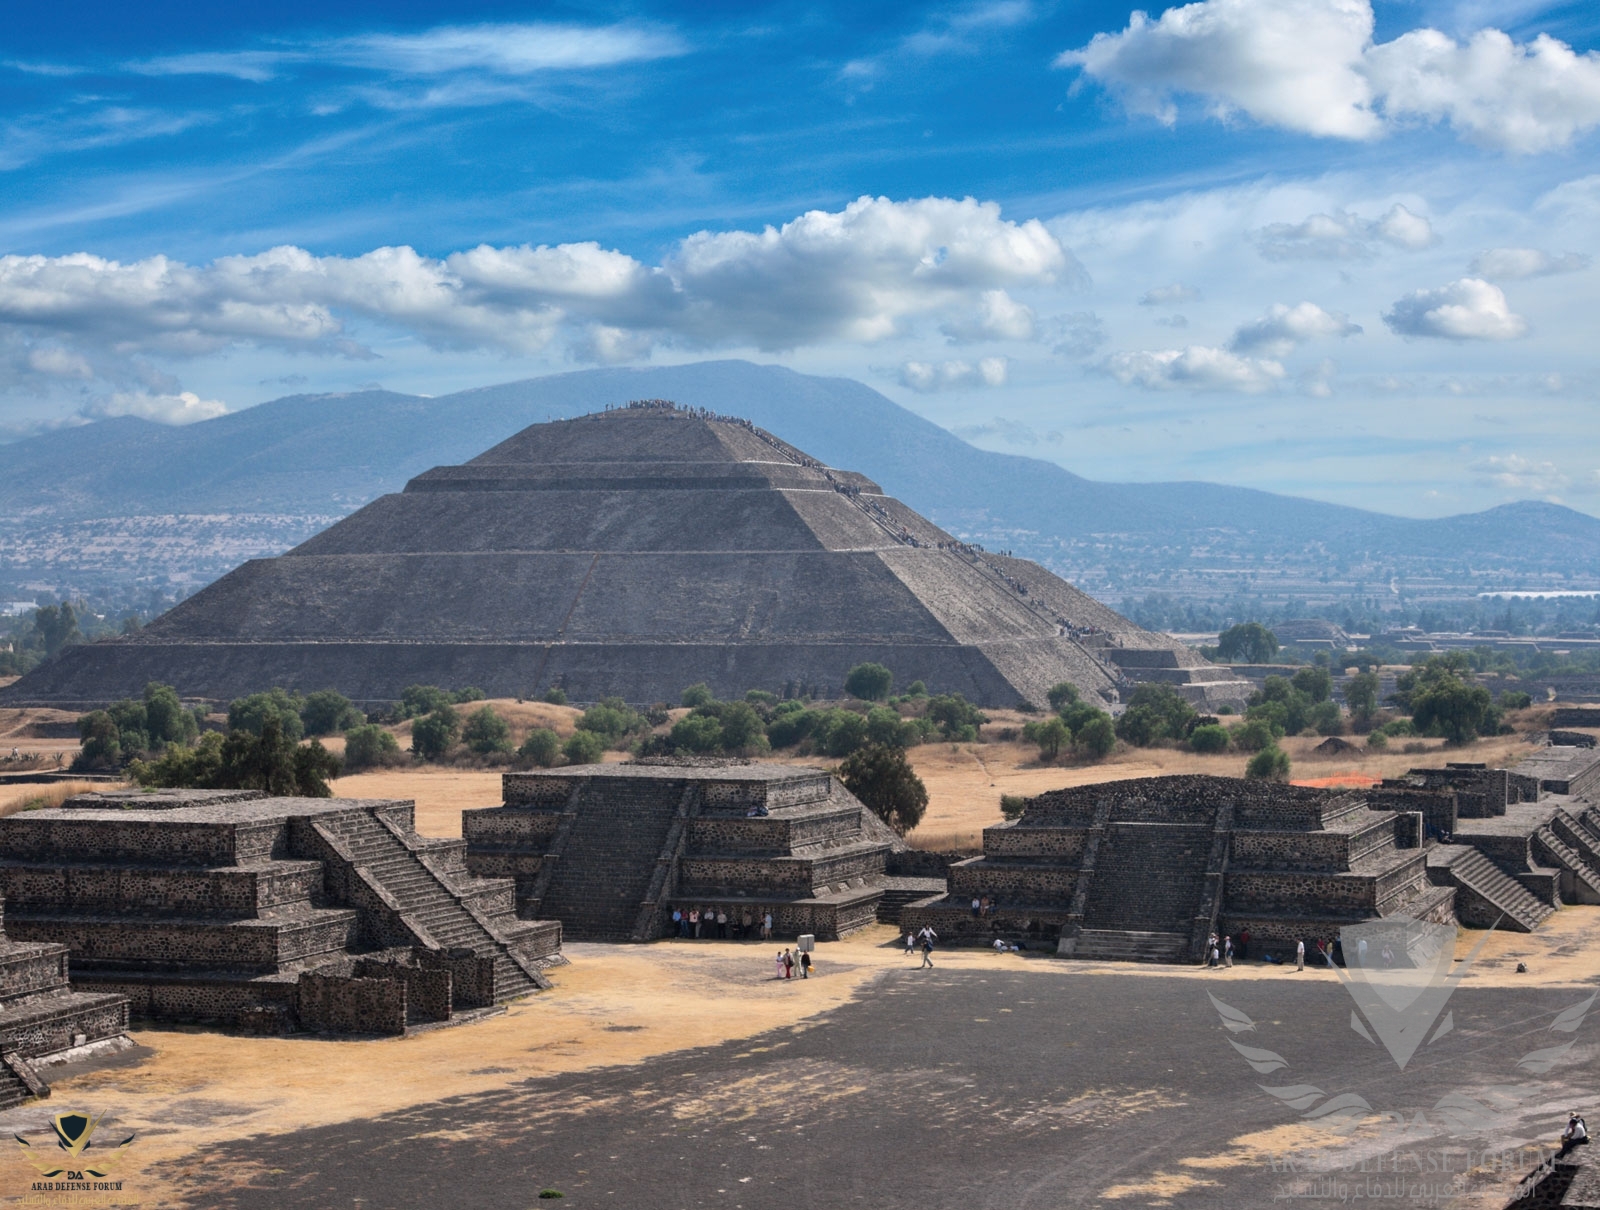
1430,846,1553,932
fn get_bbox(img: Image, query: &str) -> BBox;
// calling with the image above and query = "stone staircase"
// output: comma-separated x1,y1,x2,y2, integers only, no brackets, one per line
314,812,545,999
1434,846,1554,932
537,777,687,941
1082,823,1213,933
1546,811,1600,901
1072,930,1189,963
875,878,950,926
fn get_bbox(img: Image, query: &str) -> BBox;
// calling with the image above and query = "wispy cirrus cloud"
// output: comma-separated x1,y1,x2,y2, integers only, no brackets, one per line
127,22,688,83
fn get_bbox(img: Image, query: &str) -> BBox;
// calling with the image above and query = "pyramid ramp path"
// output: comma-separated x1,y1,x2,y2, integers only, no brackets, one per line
312,813,548,999
538,776,688,942
1432,846,1553,933
1071,930,1189,963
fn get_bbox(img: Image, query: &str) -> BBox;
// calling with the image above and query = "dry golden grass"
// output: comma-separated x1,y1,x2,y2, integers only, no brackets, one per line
0,779,129,817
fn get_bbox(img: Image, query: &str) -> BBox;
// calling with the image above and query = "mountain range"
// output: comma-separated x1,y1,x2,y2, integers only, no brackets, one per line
3,360,1596,601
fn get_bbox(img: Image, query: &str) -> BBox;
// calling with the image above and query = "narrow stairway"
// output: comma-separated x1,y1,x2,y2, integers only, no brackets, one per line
1437,846,1553,932
329,813,542,999
539,778,687,941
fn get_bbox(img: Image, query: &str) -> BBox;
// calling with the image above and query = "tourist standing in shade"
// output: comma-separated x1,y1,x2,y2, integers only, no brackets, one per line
690,908,700,938
672,908,683,937
762,911,773,941
1224,936,1234,968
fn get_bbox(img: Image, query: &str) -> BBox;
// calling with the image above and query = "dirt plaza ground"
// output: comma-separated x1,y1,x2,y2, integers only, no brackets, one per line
0,912,1593,1209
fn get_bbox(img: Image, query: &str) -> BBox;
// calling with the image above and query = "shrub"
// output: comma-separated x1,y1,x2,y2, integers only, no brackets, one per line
518,728,562,768
461,706,513,754
670,713,723,753
228,688,306,742
343,724,403,771
680,683,714,708
1074,714,1116,759
817,709,869,757
1000,793,1028,820
451,687,485,704
712,701,769,753
1114,684,1198,747
563,730,606,766
844,663,894,702
73,711,122,771
1023,717,1071,761
1498,689,1532,710
411,709,459,760
399,684,454,719
905,680,927,697
866,706,906,747
1047,682,1081,711
1233,719,1278,752
543,687,568,706
577,701,645,744
301,689,363,736
1366,730,1389,751
925,693,986,742
744,689,778,707
1188,723,1231,754
1307,700,1344,737
1245,745,1291,782
837,744,928,835
765,707,816,749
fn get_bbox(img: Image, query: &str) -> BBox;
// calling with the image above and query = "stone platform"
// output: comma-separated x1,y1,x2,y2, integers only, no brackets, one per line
0,789,563,1034
463,761,905,942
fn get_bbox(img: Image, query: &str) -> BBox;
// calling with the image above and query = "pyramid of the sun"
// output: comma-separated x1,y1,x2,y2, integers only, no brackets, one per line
2,403,1246,709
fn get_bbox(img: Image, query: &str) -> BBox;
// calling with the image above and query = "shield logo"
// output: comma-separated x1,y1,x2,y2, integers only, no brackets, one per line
52,1112,96,1154
1335,916,1496,1070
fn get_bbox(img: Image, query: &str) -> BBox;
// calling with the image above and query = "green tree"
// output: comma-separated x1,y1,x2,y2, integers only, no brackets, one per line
817,709,869,757
670,713,723,753
142,682,198,748
229,689,306,741
517,728,562,768
714,701,769,753
1074,714,1117,759
865,706,906,748
1233,718,1278,752
1215,622,1279,664
461,705,513,754
837,744,928,835
343,724,402,771
1245,745,1292,781
214,717,339,796
905,680,928,698
844,662,894,702
1344,672,1380,723
1046,682,1081,712
543,687,568,706
74,711,122,770
577,699,646,745
30,604,81,658
1291,665,1333,703
1115,684,1198,746
1000,793,1028,820
411,707,460,760
925,693,986,741
1307,699,1344,737
745,689,778,707
1188,723,1231,754
1498,690,1532,710
400,684,454,719
680,683,715,708
1366,730,1389,751
300,689,363,736
563,729,606,765
1412,677,1495,744
1024,716,1072,760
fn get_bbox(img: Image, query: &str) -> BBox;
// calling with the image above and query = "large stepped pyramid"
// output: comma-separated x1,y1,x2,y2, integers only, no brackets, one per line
0,789,562,1034
0,401,1247,711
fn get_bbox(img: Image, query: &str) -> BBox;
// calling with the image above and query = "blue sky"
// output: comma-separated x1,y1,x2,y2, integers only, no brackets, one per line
2,0,1599,517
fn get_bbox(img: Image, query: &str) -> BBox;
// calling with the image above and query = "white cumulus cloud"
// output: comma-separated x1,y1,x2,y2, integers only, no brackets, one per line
898,357,1009,392
1101,345,1285,392
1383,277,1528,341
1138,282,1200,306
1060,0,1600,152
1469,453,1568,494
1468,247,1591,280
941,289,1038,341
85,390,229,425
1229,301,1362,358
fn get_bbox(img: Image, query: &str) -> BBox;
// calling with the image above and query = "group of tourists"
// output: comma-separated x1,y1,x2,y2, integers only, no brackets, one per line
905,925,937,968
969,895,1001,918
773,948,812,980
671,907,774,941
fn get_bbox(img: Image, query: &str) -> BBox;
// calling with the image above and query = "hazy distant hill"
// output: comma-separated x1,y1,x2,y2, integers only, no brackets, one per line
3,360,1597,599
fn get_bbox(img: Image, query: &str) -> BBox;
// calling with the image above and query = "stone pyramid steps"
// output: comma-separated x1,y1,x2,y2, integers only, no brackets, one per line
536,779,686,941
1072,930,1190,963
1435,847,1552,932
1082,822,1212,935
1536,823,1600,902
325,813,541,999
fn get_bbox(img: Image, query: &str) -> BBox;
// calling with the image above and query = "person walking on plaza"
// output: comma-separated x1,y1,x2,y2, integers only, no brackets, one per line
800,950,811,979
783,948,795,979
1224,936,1234,968
1296,939,1306,972
920,935,935,969
774,950,785,980
905,930,916,956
